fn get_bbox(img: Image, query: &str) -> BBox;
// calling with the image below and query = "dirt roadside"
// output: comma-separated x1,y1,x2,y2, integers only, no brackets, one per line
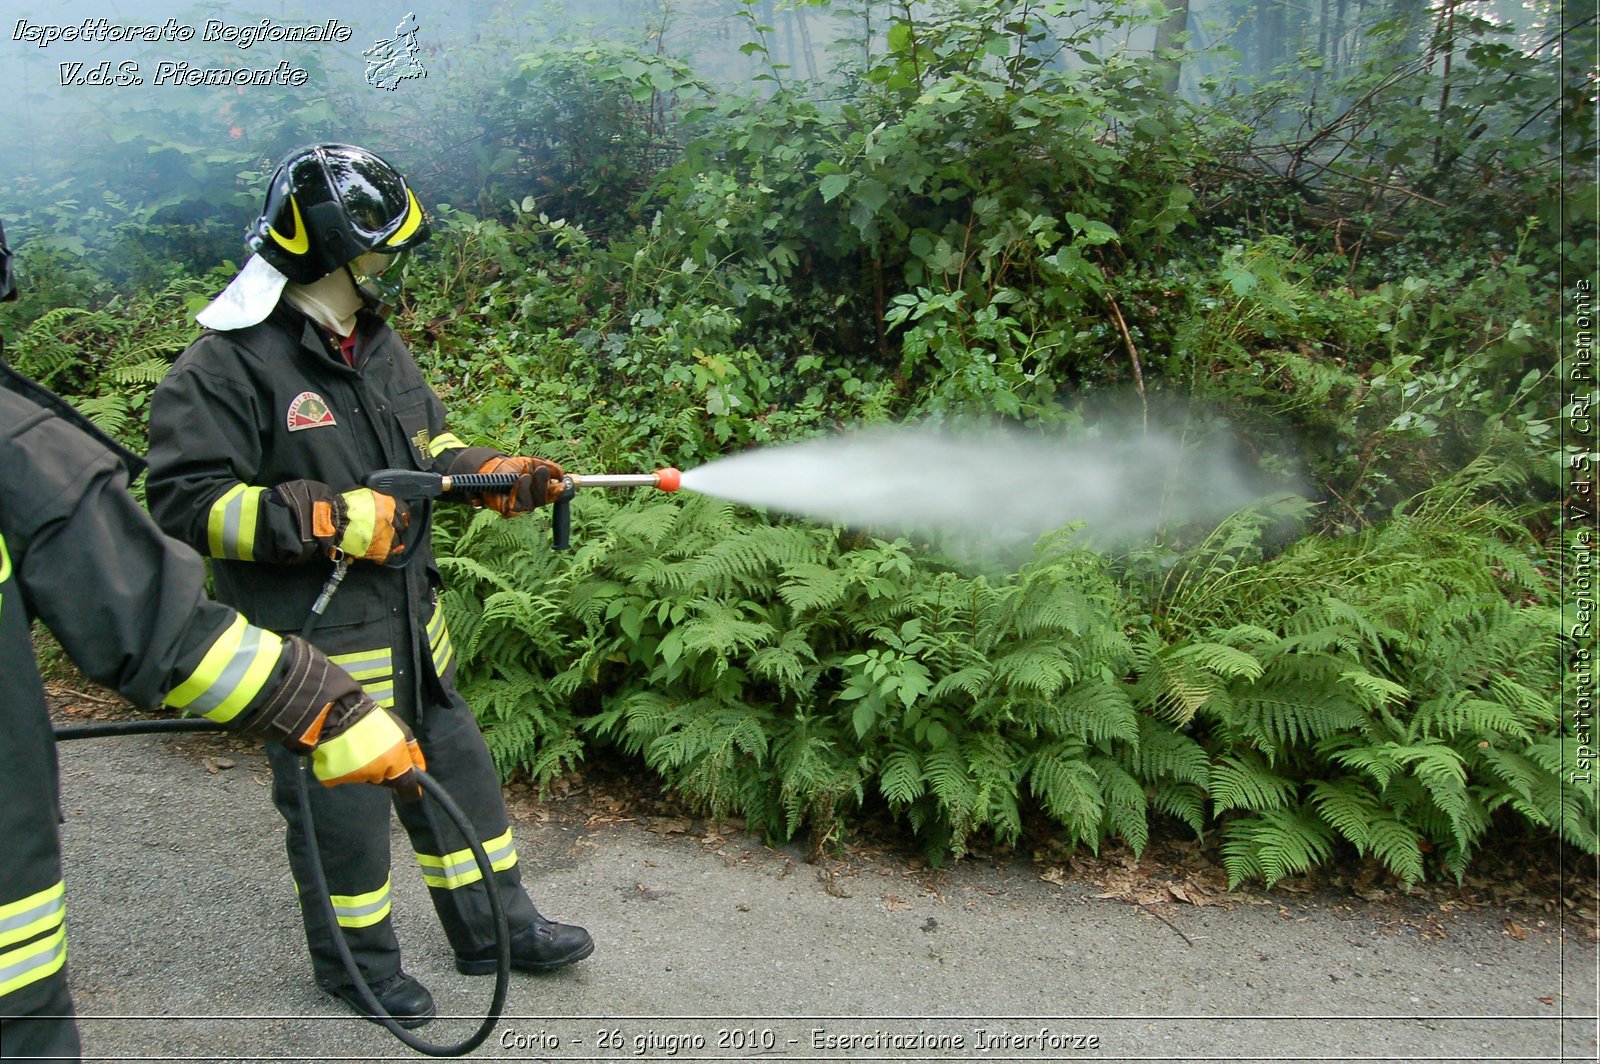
41,688,1600,1064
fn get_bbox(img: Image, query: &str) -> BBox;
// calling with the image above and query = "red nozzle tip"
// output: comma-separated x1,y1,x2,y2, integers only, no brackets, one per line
655,467,681,492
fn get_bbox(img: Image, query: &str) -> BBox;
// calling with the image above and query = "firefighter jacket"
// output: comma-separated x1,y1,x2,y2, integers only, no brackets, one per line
146,305,475,714
0,361,297,1024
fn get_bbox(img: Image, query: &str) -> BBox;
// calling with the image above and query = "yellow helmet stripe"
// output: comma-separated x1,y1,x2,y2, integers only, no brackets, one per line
268,195,310,255
385,188,425,246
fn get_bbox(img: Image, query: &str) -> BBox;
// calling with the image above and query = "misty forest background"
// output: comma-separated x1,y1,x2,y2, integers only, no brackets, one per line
2,0,1594,888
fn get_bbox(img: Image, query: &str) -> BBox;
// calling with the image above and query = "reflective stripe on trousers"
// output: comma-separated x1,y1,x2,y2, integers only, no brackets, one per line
415,829,517,890
0,881,67,1000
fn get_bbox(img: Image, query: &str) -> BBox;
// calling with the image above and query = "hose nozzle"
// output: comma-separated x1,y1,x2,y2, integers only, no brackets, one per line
568,467,681,492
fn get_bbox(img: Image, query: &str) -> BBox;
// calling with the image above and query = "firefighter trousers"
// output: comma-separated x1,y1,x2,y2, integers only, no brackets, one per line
266,683,538,991
0,955,78,1062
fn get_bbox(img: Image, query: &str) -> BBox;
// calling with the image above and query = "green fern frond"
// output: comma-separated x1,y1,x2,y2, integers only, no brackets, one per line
526,733,586,789
747,628,818,695
1179,641,1267,682
607,502,684,548
1210,753,1295,814
1366,815,1427,885
436,554,520,595
929,665,994,702
67,394,129,437
1220,806,1335,888
1093,755,1149,856
1127,718,1211,788
110,357,175,385
1054,678,1139,745
1339,669,1411,711
1412,693,1531,743
1028,743,1104,847
776,561,847,611
924,745,978,827
1151,782,1207,835
1309,778,1381,849
992,644,1078,698
879,746,925,807
1134,643,1221,726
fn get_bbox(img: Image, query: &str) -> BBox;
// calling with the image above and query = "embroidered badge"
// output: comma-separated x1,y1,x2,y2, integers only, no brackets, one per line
286,391,337,431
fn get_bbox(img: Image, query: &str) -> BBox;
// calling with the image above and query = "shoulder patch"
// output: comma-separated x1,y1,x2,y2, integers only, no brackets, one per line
287,391,337,431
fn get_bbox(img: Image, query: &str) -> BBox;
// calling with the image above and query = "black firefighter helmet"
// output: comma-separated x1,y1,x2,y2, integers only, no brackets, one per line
247,144,430,284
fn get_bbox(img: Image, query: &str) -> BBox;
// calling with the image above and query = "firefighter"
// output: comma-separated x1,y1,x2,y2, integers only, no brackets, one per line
0,217,430,1063
144,144,593,1029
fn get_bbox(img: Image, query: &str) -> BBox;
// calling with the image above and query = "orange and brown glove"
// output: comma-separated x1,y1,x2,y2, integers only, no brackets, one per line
470,455,566,517
243,635,426,800
272,479,410,563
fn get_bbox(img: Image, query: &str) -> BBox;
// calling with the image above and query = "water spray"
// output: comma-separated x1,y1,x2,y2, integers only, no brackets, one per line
367,413,1291,559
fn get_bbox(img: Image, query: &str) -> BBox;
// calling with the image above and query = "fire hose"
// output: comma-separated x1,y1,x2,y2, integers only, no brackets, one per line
52,465,681,1055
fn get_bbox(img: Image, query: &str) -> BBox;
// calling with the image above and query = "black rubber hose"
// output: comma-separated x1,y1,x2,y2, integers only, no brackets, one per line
53,715,511,1056
52,537,516,1054
292,757,510,1056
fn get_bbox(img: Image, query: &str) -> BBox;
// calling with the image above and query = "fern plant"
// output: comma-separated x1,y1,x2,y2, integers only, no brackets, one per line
1138,462,1589,887
4,275,211,453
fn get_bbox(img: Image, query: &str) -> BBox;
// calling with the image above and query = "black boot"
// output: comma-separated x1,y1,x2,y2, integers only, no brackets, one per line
456,915,594,975
328,970,436,1029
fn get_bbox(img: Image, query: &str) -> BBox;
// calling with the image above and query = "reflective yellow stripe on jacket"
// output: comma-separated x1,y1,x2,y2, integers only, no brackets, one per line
426,432,467,460
206,484,268,561
426,598,454,678
162,614,284,724
0,881,68,999
416,829,517,890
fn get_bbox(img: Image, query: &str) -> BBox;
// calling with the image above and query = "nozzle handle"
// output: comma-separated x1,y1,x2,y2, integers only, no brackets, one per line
551,477,575,551
364,469,521,500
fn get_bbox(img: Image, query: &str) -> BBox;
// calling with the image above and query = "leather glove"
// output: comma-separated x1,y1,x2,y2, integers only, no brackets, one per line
303,699,427,801
243,635,426,801
272,479,410,563
473,455,565,517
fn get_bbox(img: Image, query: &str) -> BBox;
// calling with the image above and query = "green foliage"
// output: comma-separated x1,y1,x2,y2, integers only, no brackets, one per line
1,273,212,453
3,0,1582,889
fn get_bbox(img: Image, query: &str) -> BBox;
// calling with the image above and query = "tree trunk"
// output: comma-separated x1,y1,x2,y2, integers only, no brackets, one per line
1153,0,1191,97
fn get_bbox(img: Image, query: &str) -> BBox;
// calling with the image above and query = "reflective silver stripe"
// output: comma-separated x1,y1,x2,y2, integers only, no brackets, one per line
183,623,266,717
206,484,265,561
329,880,392,929
0,925,67,999
163,616,284,724
329,646,395,708
428,602,454,675
0,888,64,949
416,831,518,890
327,649,392,679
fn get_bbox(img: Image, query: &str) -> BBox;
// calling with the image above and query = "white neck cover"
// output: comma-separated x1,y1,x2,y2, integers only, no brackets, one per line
282,268,364,338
